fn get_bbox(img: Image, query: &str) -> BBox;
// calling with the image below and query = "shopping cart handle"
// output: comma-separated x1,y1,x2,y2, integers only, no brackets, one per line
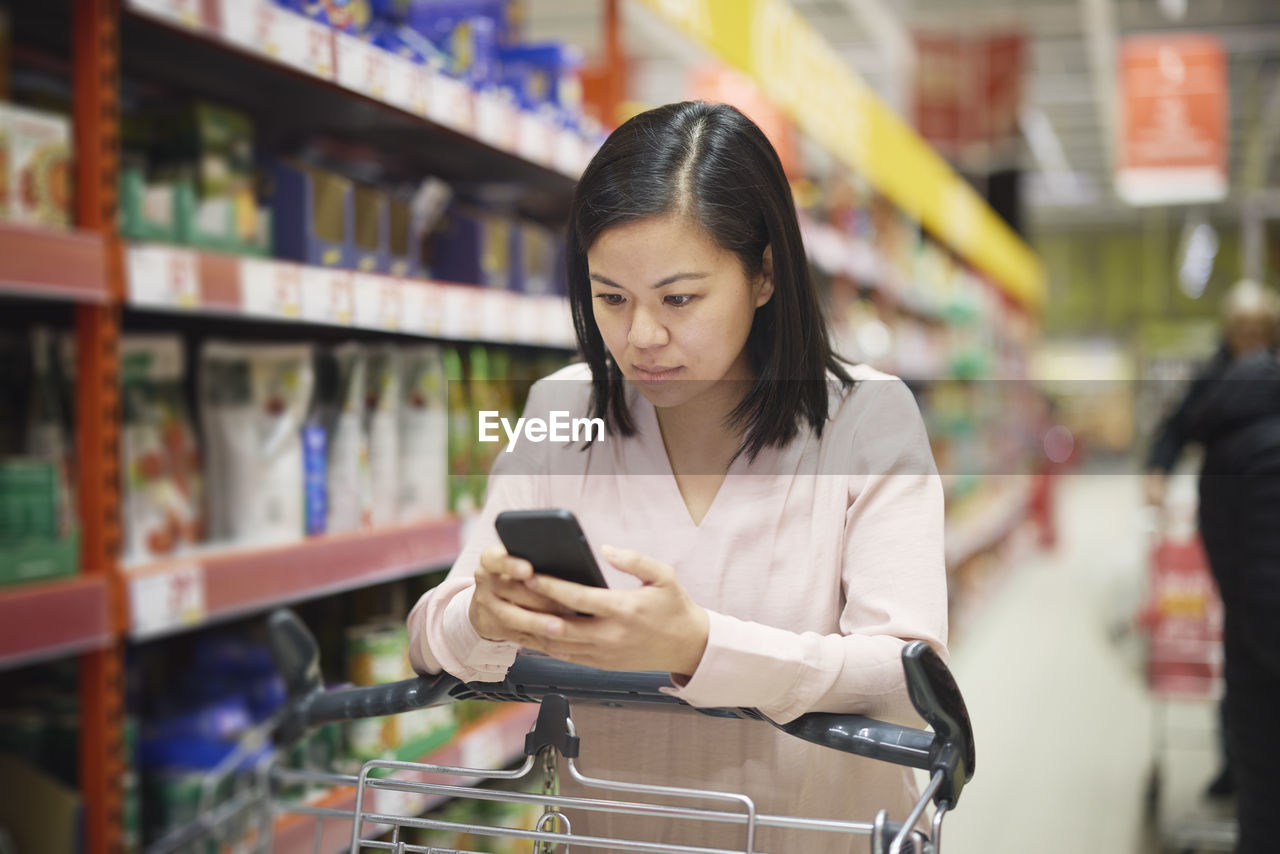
269,611,973,806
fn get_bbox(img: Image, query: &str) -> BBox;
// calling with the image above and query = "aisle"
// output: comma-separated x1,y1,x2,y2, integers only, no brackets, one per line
937,473,1219,854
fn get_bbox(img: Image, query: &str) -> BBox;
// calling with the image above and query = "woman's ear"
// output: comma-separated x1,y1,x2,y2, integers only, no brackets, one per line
756,245,775,307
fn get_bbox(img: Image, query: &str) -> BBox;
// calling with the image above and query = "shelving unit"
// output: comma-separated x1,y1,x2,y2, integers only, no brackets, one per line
0,575,112,668
121,0,586,222
125,518,460,640
0,2,1044,852
0,224,110,302
124,244,577,348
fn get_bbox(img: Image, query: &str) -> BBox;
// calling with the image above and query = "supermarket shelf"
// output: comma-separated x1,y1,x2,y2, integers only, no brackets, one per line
0,223,110,303
121,0,583,223
0,575,113,670
124,244,579,349
272,703,538,854
800,218,951,327
124,519,461,640
945,479,1032,571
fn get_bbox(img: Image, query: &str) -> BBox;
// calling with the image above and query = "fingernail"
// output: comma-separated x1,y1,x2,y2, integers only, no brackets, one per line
601,544,619,559
544,618,562,636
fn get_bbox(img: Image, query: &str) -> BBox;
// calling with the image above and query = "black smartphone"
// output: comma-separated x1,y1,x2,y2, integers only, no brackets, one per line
495,509,609,589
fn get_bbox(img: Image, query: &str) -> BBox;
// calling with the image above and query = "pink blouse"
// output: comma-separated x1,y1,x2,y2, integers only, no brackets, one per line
407,362,948,853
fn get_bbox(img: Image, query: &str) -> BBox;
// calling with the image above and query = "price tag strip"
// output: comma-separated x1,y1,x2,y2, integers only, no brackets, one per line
127,245,202,309
353,273,402,331
129,0,203,28
335,32,389,101
240,257,303,319
128,563,207,640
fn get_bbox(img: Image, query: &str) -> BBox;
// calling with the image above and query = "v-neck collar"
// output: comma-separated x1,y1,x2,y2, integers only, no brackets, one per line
631,389,748,529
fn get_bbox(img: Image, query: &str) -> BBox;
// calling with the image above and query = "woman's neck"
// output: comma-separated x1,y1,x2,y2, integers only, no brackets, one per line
653,378,750,477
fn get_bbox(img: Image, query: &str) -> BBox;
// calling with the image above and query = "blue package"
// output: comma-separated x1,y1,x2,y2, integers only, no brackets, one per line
497,42,581,110
370,0,410,24
303,422,328,536
139,733,272,771
369,21,435,64
142,696,253,745
271,160,353,268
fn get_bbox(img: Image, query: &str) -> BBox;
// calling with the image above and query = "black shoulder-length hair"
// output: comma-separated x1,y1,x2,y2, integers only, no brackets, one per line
567,100,852,460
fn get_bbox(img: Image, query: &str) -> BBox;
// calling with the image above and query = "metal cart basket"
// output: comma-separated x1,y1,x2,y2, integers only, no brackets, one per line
1138,533,1235,853
146,609,975,854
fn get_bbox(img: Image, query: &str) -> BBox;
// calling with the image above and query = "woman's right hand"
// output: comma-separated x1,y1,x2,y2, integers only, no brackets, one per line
468,545,568,644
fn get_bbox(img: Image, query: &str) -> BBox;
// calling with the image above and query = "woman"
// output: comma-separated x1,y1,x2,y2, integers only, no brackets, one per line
407,101,948,853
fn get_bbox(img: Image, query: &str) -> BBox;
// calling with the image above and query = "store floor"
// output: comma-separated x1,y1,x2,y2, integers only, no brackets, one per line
936,472,1231,854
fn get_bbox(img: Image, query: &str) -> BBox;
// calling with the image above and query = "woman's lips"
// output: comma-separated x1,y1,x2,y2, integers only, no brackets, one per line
632,365,682,383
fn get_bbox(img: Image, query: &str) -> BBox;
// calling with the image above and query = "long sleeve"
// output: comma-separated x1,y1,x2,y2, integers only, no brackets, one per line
666,377,948,726
406,383,556,682
1147,348,1231,472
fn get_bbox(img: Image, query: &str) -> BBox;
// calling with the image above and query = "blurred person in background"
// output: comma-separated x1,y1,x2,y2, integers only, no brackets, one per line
1143,278,1280,801
1183,285,1280,854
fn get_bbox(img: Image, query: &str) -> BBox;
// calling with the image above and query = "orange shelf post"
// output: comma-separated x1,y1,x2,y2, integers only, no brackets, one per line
73,1,127,853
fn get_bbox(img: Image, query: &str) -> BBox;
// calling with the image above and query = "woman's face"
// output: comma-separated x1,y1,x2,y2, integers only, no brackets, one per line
586,214,774,412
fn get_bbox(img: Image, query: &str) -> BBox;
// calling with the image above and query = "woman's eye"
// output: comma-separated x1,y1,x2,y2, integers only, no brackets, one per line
595,293,625,306
665,295,695,307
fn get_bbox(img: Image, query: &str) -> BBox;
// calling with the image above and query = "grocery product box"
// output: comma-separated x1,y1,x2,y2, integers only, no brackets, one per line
0,103,72,228
427,203,512,288
350,182,388,273
119,166,188,243
0,534,79,587
186,186,271,255
271,160,353,267
384,192,419,277
0,458,79,587
514,219,556,296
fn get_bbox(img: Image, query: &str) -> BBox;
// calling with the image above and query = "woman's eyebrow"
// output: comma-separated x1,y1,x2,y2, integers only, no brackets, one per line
589,272,710,288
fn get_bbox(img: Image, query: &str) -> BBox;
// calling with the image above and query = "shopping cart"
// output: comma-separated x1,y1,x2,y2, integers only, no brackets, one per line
145,609,974,854
1137,532,1235,852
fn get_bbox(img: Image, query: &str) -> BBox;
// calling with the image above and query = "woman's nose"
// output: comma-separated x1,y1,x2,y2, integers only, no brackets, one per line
628,307,669,349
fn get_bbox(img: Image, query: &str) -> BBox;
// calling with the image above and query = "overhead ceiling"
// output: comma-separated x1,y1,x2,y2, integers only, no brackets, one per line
525,0,1280,232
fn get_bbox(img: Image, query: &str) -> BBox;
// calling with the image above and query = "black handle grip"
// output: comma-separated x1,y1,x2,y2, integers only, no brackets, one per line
268,610,972,805
903,640,975,806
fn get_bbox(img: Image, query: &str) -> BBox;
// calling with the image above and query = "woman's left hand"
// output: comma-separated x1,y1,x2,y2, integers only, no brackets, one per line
517,545,709,677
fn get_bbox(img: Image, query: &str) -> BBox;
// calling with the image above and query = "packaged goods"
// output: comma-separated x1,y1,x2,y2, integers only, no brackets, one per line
344,619,454,762
466,345,505,506
0,102,72,228
345,620,408,760
120,336,203,563
350,182,388,272
320,344,372,533
398,345,449,519
302,416,328,536
364,346,401,527
200,342,314,546
443,347,475,514
271,159,353,267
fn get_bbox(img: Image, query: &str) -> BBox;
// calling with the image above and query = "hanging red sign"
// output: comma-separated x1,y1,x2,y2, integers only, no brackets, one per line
1117,34,1227,206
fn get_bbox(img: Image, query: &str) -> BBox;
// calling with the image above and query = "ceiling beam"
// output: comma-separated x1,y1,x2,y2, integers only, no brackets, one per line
1080,0,1119,180
833,0,914,114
